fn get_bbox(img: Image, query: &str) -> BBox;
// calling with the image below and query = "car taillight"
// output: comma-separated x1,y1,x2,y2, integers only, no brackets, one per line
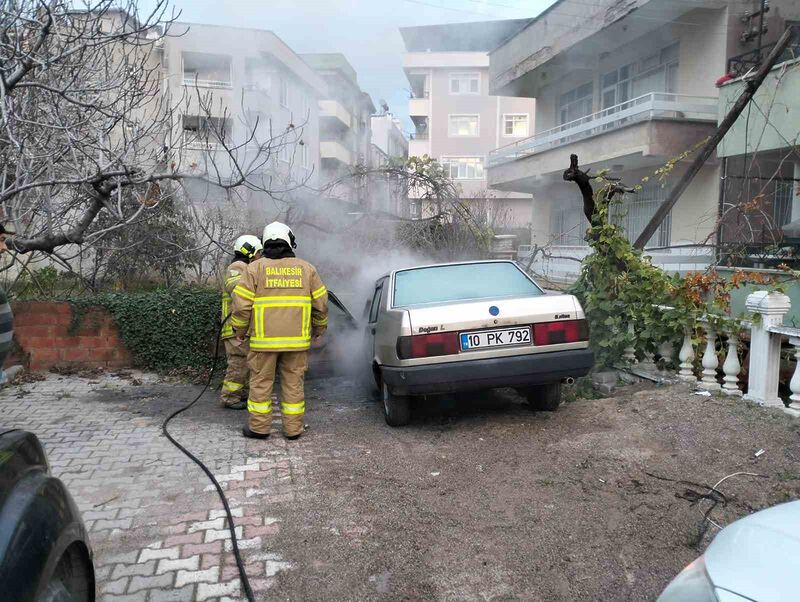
533,319,589,346
397,332,460,359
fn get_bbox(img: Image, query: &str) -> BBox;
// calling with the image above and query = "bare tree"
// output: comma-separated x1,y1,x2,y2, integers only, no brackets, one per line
0,0,302,261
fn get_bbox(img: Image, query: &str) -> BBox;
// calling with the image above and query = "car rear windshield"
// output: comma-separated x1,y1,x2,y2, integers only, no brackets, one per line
393,262,543,307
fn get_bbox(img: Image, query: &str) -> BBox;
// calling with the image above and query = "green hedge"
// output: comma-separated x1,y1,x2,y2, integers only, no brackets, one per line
68,288,223,371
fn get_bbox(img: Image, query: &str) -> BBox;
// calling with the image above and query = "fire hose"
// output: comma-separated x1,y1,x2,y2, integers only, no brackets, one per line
160,290,355,602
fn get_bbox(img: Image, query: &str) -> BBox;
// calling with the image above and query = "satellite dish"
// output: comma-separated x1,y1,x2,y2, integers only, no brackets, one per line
379,99,389,114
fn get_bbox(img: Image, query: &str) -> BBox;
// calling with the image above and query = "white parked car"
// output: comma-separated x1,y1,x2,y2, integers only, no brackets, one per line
361,260,594,425
658,500,800,602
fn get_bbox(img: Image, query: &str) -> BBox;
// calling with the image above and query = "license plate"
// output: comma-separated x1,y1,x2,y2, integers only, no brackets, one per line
460,327,531,351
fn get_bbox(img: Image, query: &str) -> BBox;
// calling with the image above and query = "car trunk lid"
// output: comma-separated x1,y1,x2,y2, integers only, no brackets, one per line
407,295,580,335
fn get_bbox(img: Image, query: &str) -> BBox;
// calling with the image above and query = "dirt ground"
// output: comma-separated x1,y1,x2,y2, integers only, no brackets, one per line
6,370,799,601
271,379,800,601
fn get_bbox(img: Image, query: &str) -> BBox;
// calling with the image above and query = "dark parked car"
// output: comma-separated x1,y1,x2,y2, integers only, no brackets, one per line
0,429,95,601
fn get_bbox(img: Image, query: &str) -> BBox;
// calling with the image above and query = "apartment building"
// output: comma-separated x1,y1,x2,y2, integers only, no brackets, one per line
371,112,409,160
487,0,800,282
400,20,536,228
370,112,410,217
162,23,327,216
301,53,376,205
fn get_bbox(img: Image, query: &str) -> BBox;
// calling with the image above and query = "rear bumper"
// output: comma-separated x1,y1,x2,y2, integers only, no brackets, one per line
381,349,594,396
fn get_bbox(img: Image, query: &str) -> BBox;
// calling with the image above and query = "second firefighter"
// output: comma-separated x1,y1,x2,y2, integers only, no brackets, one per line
230,222,328,440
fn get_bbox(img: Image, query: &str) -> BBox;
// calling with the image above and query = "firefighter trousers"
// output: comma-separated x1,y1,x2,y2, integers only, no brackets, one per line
221,338,249,407
246,350,308,436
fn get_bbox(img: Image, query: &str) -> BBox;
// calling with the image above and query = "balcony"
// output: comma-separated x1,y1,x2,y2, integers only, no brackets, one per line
319,100,351,129
409,96,429,118
718,57,800,157
320,140,352,165
408,138,429,159
488,93,718,193
182,51,232,90
489,93,717,167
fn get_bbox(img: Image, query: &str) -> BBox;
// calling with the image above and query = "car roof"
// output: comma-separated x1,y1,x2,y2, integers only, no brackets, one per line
381,259,520,281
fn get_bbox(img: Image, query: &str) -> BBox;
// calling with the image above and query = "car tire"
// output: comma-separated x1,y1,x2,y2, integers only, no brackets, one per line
381,378,411,426
526,383,562,411
39,577,72,602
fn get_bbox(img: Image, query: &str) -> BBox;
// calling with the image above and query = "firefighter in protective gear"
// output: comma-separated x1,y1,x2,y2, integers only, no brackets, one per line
231,222,328,440
220,235,263,409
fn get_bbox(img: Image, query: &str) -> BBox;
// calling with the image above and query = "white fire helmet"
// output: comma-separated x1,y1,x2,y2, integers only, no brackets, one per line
232,235,263,260
262,221,296,248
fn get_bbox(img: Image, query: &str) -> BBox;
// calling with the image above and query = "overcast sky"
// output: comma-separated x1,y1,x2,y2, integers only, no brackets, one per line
143,0,555,135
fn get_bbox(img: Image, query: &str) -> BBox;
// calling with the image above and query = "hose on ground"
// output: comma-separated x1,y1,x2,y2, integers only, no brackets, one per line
160,317,255,602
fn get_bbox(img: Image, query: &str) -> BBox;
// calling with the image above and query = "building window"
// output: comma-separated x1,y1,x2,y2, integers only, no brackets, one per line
448,114,479,137
632,42,679,97
182,52,232,89
441,157,484,180
609,182,672,247
449,72,480,95
557,82,593,126
503,114,529,137
181,115,229,149
601,63,634,110
280,78,289,108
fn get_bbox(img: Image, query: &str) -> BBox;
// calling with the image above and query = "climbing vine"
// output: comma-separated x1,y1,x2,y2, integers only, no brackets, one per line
566,158,787,370
65,288,222,371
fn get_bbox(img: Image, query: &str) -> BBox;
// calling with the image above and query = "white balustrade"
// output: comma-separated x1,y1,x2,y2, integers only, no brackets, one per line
788,337,800,417
743,292,791,408
658,340,674,368
623,322,636,364
647,291,800,417
721,333,743,396
698,325,721,390
677,329,696,381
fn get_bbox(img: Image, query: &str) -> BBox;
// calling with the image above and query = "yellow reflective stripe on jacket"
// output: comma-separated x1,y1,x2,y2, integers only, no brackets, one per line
250,296,311,345
230,315,248,328
253,296,311,304
311,315,328,326
281,401,305,415
311,285,327,300
250,338,311,350
221,295,233,337
233,284,255,301
247,399,272,414
222,380,243,392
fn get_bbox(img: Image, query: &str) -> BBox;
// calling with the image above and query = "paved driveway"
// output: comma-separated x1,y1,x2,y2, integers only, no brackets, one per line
2,373,799,601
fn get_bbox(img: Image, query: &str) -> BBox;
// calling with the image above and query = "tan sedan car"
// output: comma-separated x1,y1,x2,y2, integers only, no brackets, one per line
362,260,594,426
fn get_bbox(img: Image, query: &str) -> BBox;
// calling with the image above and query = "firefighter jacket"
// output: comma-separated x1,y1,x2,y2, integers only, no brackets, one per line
230,256,328,352
221,259,248,340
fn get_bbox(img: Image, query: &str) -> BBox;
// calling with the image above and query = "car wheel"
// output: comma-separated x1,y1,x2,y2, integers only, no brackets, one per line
41,544,94,602
381,378,411,426
39,577,72,602
526,383,562,411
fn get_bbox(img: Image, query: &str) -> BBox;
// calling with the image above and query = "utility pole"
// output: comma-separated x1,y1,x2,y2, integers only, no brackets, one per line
633,25,796,250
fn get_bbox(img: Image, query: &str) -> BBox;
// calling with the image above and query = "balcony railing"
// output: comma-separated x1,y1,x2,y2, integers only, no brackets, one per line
182,76,232,89
488,93,718,167
727,36,800,77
